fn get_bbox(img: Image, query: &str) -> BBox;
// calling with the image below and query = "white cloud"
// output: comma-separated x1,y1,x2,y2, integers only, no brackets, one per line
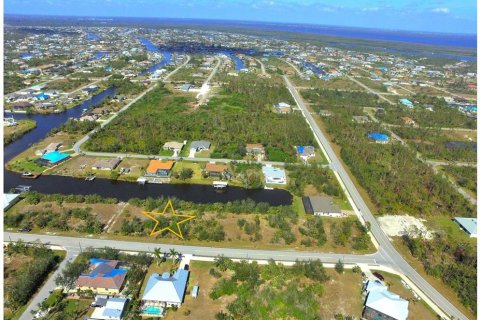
432,7,449,13
362,7,379,12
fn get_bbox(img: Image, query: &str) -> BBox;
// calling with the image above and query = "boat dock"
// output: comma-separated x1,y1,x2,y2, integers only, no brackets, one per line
213,181,228,190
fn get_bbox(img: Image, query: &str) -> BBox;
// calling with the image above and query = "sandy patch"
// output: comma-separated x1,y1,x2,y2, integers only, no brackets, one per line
378,215,433,239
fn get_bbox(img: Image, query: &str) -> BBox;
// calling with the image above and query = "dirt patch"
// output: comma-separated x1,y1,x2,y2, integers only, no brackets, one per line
378,215,433,239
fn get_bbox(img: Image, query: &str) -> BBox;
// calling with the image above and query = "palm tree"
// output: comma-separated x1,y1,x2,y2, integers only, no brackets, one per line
153,247,163,266
169,248,179,263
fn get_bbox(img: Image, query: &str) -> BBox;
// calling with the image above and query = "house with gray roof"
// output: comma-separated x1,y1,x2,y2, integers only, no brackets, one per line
89,296,128,320
453,217,477,238
141,268,190,311
302,195,343,217
190,140,211,152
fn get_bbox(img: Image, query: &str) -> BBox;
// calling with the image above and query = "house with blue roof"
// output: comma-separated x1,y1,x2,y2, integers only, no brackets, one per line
363,280,409,320
141,267,190,312
34,93,50,101
297,145,315,160
399,98,413,108
37,151,70,167
368,133,389,144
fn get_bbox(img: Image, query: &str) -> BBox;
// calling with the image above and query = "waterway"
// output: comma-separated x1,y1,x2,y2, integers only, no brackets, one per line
219,51,246,71
137,37,173,74
4,86,292,206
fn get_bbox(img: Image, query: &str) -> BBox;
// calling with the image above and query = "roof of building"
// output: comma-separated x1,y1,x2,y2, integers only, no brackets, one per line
146,160,175,173
274,102,291,108
262,166,286,181
40,151,70,163
205,163,228,173
246,143,264,149
453,217,477,236
163,141,184,150
364,280,388,293
302,195,341,214
77,258,127,290
180,84,193,91
142,269,189,303
190,140,211,150
91,297,128,320
92,158,121,169
399,98,413,106
368,133,389,142
365,289,409,320
297,145,315,157
4,193,21,210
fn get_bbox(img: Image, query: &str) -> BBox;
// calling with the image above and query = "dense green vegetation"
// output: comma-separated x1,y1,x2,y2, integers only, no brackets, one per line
85,75,316,161
47,77,91,92
442,166,477,194
286,163,342,197
302,88,475,217
402,234,477,315
210,258,329,319
393,127,476,162
378,94,476,129
106,77,146,96
50,118,98,135
4,241,63,314
4,73,25,93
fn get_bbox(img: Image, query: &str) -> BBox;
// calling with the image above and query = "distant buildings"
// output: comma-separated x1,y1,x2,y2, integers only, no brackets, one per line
76,258,127,295
453,217,477,238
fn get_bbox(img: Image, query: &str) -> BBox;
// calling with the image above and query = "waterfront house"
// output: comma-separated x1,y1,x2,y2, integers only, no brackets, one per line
190,140,211,152
90,296,128,320
37,151,70,167
34,93,50,101
302,195,343,217
76,258,127,295
92,158,121,171
262,165,287,185
145,160,175,177
205,163,229,178
141,268,190,312
368,133,389,144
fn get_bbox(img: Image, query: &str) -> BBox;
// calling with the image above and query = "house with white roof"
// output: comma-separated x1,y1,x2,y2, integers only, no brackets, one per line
362,280,409,320
89,296,128,320
262,165,287,185
141,268,190,315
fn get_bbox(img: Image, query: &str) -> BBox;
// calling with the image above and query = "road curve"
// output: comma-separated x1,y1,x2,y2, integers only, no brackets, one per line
283,75,469,320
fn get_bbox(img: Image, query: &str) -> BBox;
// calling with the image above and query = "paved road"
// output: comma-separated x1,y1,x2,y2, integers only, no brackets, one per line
197,56,222,105
283,75,468,320
73,56,191,154
345,74,395,105
281,58,303,76
255,58,266,75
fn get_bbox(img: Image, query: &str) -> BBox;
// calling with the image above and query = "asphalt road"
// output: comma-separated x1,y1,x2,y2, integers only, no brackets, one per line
283,75,469,320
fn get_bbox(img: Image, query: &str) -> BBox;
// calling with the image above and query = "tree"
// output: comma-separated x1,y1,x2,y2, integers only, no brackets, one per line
169,248,179,263
153,247,163,266
335,259,344,274
55,261,88,290
178,168,193,180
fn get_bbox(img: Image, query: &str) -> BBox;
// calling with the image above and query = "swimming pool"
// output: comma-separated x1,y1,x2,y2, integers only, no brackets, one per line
144,305,163,315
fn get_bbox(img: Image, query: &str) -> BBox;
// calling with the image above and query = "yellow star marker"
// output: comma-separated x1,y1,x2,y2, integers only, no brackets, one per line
142,199,195,239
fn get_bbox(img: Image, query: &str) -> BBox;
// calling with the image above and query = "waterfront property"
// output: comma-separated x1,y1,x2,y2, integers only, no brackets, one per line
76,258,127,295
92,158,121,171
362,280,409,320
205,163,228,178
141,267,190,315
453,217,477,238
145,160,175,177
37,151,70,167
262,165,287,184
89,296,128,320
302,195,343,217
35,142,61,156
368,133,389,144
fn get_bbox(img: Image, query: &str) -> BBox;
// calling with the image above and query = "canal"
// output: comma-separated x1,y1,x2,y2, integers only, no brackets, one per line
4,87,292,206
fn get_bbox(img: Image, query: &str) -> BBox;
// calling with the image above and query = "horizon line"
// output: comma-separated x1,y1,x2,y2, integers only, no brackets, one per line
4,13,477,37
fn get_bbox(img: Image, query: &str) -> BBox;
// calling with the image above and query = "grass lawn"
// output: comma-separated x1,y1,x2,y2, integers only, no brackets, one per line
4,119,37,145
7,158,45,174
63,299,92,319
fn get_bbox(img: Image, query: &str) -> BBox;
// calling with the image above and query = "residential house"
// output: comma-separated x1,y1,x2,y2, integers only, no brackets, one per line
180,84,193,92
37,151,70,167
273,102,291,114
163,141,184,152
362,280,409,320
4,117,17,127
35,142,61,156
34,93,50,101
141,268,190,313
90,296,128,320
453,217,477,238
205,163,229,178
76,258,127,295
297,146,315,160
353,115,370,124
368,133,389,144
246,143,265,155
190,140,211,152
319,110,333,117
92,158,121,171
399,98,413,108
400,116,416,126
262,165,287,185
145,160,175,177
302,195,343,217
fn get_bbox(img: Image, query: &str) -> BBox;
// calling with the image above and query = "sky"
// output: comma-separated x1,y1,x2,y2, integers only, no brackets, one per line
5,0,477,34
